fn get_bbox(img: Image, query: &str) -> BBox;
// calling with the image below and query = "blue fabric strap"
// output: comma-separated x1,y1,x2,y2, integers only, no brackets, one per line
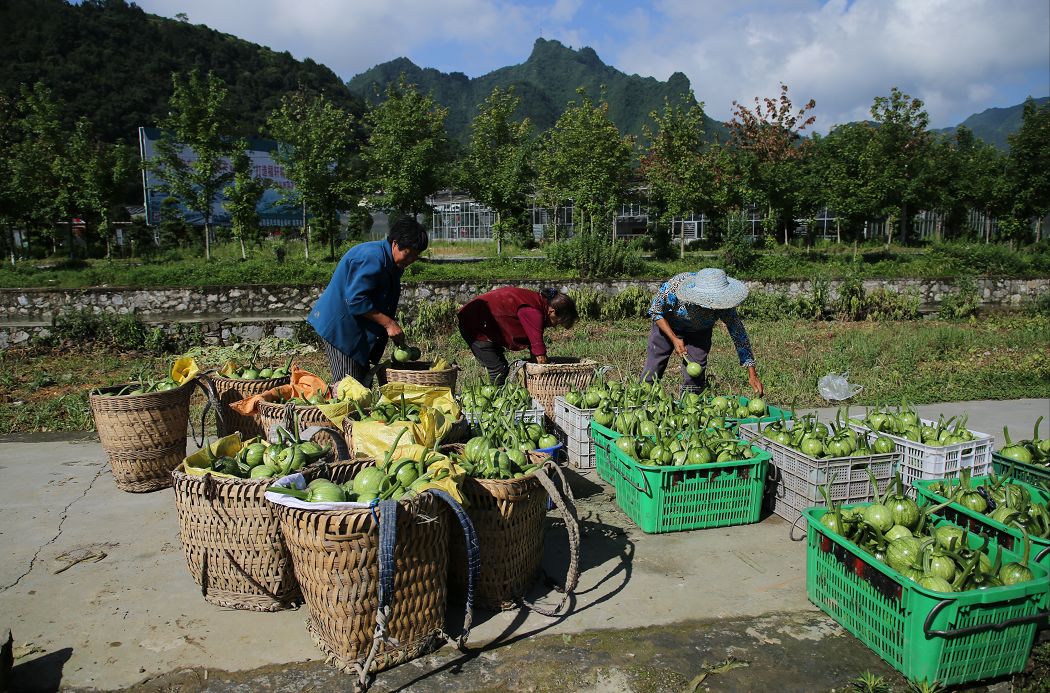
425,488,479,644
376,499,398,608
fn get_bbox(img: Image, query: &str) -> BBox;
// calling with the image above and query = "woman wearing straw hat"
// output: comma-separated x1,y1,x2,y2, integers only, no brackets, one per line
457,286,579,385
642,268,764,395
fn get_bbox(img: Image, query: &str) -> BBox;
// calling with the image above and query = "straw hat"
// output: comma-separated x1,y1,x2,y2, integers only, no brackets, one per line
677,269,749,309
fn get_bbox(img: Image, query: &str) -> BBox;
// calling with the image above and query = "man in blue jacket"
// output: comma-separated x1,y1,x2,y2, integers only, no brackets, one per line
308,216,429,384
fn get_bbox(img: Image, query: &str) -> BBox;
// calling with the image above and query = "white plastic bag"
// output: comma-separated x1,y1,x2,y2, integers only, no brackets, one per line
818,372,863,401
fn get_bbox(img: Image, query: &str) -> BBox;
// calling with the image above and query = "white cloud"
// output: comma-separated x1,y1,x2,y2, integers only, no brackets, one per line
135,0,1049,129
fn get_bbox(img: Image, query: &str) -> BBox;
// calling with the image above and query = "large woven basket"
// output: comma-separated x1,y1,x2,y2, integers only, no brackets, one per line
257,400,340,449
382,361,458,391
208,374,290,439
275,492,450,674
89,381,195,492
515,358,598,417
171,465,307,611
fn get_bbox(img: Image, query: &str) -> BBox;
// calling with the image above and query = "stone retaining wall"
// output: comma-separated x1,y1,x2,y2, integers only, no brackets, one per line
2,277,1046,349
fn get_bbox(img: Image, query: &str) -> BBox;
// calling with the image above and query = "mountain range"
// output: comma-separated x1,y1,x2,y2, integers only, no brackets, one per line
3,1,1043,151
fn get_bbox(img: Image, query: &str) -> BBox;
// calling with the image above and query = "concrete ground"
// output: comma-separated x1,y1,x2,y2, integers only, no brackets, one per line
1,399,1047,692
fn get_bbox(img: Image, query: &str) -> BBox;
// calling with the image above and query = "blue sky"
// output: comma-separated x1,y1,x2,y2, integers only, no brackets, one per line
135,0,1049,131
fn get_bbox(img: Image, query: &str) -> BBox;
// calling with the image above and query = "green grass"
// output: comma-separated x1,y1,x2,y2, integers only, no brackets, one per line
5,315,1047,435
3,239,1047,288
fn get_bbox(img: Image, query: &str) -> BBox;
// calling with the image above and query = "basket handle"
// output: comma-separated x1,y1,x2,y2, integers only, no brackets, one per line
609,448,651,496
923,599,1049,638
516,462,580,618
189,374,226,449
424,488,479,648
300,425,351,462
788,513,807,542
507,359,527,385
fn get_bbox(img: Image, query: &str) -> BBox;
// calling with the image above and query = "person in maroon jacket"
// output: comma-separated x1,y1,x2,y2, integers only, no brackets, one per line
457,287,578,384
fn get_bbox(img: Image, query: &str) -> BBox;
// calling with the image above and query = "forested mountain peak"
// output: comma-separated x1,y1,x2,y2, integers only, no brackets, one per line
1,0,363,144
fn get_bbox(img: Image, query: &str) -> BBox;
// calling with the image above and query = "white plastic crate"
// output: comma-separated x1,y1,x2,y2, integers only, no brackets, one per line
464,398,545,428
738,422,898,526
551,396,600,469
848,418,993,490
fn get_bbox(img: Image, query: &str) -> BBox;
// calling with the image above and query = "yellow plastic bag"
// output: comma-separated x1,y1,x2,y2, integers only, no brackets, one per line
415,456,467,505
378,383,461,420
315,376,373,428
172,357,200,385
182,433,245,478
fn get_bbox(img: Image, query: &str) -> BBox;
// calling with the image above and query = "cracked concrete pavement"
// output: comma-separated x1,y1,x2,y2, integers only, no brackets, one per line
1,399,1047,691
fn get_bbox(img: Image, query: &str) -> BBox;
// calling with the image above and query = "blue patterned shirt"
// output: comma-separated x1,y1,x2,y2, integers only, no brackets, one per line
648,272,756,367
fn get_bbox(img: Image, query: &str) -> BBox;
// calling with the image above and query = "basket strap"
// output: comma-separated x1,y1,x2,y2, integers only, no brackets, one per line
282,402,296,433
520,464,581,617
352,498,401,693
189,375,226,449
300,425,351,461
506,359,526,385
424,488,479,648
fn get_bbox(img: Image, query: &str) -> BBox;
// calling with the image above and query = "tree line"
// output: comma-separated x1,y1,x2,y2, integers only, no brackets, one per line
1,71,1047,269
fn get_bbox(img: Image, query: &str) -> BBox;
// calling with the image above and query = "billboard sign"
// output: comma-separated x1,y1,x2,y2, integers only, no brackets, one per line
138,127,302,227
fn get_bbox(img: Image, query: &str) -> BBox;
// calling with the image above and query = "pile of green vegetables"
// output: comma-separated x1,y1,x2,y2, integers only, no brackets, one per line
219,345,293,380
452,436,544,480
470,415,559,454
92,365,180,396
201,427,331,480
563,378,670,412
461,382,535,419
268,430,446,503
851,402,979,446
760,412,894,459
926,470,1050,539
608,416,757,467
998,417,1050,467
818,471,1038,592
679,391,768,422
358,397,425,424
391,345,422,363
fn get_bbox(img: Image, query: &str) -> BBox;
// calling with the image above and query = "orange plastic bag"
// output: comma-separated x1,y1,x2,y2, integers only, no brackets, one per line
229,366,329,416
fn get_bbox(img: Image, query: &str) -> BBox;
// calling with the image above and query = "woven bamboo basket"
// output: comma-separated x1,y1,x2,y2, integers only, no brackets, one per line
382,361,458,391
171,465,309,611
445,449,552,610
275,492,449,674
89,381,195,492
257,400,340,449
515,358,598,417
208,374,290,439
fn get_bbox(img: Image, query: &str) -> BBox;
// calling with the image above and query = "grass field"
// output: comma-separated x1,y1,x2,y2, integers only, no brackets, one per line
3,314,1047,434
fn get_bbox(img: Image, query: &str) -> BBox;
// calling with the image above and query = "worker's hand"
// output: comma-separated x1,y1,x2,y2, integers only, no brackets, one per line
534,354,549,364
385,320,405,345
670,336,688,359
748,370,765,397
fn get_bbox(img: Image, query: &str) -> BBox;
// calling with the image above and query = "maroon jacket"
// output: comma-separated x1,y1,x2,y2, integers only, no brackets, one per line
458,287,549,355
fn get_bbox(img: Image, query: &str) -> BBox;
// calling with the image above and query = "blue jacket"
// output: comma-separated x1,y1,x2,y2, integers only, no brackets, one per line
308,240,402,364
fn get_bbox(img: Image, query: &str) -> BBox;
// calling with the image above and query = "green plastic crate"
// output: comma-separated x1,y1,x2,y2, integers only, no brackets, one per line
806,504,1049,686
914,475,1050,572
591,420,621,485
992,452,1050,487
606,442,769,533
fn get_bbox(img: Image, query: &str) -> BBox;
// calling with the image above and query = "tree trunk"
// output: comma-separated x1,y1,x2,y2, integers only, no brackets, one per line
496,211,502,257
836,218,841,244
900,203,908,245
104,222,111,260
302,203,309,261
985,209,992,244
8,226,15,266
68,218,75,261
240,235,247,260
204,221,212,260
679,219,685,259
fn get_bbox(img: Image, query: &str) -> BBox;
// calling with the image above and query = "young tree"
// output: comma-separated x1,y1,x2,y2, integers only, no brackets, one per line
536,88,633,235
223,142,268,259
461,87,535,255
1006,97,1050,241
727,83,817,244
268,89,362,260
814,123,881,242
362,76,450,219
868,87,933,245
641,95,714,257
151,70,234,260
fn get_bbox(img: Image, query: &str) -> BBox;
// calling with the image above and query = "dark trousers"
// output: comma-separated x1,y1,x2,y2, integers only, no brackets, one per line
468,339,510,385
321,336,387,387
641,322,712,392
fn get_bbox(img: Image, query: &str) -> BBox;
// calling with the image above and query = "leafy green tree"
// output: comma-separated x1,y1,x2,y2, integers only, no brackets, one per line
362,76,450,218
641,95,714,257
223,141,267,259
460,87,535,255
537,89,633,232
64,117,136,258
6,82,65,256
812,124,882,242
151,70,234,260
268,89,362,260
868,87,933,245
1006,97,1050,241
727,83,817,244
